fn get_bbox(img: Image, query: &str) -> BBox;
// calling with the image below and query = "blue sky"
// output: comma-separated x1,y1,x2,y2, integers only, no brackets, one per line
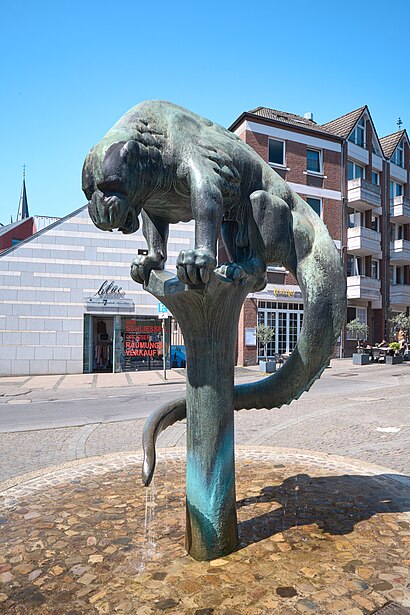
1,0,409,223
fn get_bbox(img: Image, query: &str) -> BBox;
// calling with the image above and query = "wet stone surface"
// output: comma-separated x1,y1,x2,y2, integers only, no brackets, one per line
0,450,410,614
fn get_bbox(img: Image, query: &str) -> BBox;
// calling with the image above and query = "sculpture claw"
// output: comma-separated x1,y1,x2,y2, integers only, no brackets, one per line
176,249,216,287
215,263,246,282
200,267,210,284
131,255,164,286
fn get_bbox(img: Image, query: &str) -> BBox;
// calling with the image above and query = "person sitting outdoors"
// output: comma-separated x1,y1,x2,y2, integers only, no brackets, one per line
397,329,406,353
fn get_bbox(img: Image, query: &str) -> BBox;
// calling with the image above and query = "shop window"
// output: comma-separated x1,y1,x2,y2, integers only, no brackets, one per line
257,300,304,358
120,317,170,372
347,306,367,340
268,139,285,166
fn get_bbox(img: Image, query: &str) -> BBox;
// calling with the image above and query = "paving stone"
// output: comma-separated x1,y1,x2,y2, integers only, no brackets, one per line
0,450,409,614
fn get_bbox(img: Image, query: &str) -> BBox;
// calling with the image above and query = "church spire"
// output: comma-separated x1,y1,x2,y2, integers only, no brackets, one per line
17,166,30,221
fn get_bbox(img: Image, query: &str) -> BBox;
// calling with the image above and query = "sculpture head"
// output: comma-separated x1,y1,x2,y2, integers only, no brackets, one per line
82,139,142,234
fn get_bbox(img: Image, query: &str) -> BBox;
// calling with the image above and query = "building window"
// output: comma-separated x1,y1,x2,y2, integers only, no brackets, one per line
347,255,363,276
390,180,404,200
346,306,367,340
371,259,379,279
257,300,304,358
391,141,404,168
348,116,366,147
268,139,285,166
371,170,380,185
11,238,21,246
306,149,322,173
306,197,322,217
348,161,365,180
347,207,364,228
396,266,403,285
371,214,379,233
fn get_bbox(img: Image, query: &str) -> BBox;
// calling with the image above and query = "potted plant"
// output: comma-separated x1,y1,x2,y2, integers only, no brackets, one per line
346,318,370,365
256,324,276,373
386,341,403,364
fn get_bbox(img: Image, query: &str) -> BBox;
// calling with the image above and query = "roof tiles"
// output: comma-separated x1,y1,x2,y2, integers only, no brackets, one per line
379,130,405,159
248,107,338,137
321,106,367,139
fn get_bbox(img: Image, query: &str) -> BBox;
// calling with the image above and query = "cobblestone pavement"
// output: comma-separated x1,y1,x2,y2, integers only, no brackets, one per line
0,448,410,614
1,361,410,488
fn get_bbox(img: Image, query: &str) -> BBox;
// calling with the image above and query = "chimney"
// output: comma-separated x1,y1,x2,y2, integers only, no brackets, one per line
304,112,314,121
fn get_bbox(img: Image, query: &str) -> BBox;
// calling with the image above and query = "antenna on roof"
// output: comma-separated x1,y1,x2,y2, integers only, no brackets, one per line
397,117,403,130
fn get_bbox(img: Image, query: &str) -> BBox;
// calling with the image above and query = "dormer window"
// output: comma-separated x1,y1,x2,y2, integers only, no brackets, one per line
391,140,404,168
348,116,366,147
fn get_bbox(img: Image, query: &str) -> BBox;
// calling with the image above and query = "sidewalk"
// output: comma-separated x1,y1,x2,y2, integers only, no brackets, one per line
0,364,266,393
0,357,400,393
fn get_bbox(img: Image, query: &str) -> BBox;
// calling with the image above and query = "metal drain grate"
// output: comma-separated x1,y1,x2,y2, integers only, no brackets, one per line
372,604,410,615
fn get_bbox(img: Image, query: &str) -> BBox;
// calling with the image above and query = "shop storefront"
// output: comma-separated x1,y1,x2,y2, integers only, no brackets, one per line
83,314,172,373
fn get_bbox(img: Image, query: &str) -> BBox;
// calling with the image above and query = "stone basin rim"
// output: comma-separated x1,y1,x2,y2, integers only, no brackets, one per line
1,445,409,505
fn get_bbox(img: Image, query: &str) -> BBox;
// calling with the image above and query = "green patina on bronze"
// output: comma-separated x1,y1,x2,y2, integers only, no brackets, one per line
83,100,346,560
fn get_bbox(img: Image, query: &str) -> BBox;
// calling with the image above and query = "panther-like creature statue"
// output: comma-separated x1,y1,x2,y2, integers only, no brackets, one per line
83,100,346,485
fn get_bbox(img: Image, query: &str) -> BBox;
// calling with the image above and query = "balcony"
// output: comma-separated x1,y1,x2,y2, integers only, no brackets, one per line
347,226,381,257
347,275,381,308
390,239,410,265
347,178,381,210
390,284,410,308
390,196,410,223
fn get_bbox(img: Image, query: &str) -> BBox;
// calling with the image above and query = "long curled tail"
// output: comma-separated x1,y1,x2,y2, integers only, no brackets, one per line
142,397,186,485
142,194,346,486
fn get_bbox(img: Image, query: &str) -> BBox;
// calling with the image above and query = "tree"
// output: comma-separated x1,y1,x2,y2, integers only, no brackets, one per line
256,324,275,359
346,318,368,351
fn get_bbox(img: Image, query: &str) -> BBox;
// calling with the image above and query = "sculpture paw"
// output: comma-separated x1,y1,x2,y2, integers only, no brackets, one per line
176,249,216,286
215,262,247,282
130,254,164,286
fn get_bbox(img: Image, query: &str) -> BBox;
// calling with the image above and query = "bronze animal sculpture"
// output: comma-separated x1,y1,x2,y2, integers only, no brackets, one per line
83,100,346,488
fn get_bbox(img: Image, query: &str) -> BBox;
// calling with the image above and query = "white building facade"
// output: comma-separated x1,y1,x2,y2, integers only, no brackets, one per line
0,205,194,376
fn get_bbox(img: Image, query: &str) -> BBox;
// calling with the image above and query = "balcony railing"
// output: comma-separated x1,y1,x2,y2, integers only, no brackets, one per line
347,226,381,256
390,196,410,224
390,284,410,307
347,178,381,210
390,239,410,265
347,275,381,308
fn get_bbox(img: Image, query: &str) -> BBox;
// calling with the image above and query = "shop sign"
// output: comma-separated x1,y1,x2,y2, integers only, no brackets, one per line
85,280,133,310
272,288,302,299
95,280,125,297
245,327,257,347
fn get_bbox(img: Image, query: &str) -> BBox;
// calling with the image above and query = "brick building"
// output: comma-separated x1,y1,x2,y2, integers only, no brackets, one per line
229,105,410,362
